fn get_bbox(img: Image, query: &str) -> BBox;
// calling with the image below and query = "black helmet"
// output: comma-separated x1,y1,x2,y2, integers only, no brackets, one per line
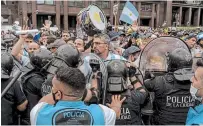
1,52,14,77
55,44,80,67
107,60,128,92
167,48,192,72
30,48,53,70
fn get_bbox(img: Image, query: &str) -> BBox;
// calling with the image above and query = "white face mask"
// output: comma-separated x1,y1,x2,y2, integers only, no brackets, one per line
190,85,202,102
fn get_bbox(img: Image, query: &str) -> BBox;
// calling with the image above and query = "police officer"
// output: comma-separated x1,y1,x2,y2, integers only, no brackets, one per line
1,52,28,125
31,66,125,125
41,44,80,96
144,48,195,125
20,48,53,124
105,60,147,125
41,44,94,102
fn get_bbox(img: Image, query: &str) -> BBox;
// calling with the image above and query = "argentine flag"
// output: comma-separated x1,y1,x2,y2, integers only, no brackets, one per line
119,1,139,25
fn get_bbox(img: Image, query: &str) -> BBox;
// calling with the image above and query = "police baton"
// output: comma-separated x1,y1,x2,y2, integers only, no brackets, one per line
1,70,22,98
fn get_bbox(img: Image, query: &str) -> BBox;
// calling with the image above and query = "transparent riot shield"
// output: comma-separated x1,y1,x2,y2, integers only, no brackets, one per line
139,36,190,79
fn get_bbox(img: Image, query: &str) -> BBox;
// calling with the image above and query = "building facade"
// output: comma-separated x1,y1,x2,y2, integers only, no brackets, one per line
1,0,203,30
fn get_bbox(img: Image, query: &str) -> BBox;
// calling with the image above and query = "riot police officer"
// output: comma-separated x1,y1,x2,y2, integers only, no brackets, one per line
41,44,80,96
1,52,28,125
20,48,53,124
105,60,147,125
144,48,195,125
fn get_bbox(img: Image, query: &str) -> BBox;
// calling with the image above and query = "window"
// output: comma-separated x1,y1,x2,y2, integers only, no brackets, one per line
141,4,152,12
119,1,126,10
89,1,109,8
102,1,110,8
37,0,54,5
68,1,84,7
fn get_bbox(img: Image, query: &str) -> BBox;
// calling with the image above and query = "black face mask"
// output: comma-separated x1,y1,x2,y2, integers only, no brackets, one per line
52,90,60,106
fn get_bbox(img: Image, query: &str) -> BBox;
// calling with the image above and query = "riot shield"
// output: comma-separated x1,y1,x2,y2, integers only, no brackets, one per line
139,36,190,79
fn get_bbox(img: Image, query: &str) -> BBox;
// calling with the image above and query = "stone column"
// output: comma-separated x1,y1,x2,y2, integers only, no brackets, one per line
31,1,37,29
85,1,89,8
55,1,60,29
165,1,172,26
64,1,68,30
193,8,201,26
178,6,182,26
151,4,155,28
110,1,114,25
22,1,28,26
156,3,160,28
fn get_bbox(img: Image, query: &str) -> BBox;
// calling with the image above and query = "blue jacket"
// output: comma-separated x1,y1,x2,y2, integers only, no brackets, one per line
186,104,203,125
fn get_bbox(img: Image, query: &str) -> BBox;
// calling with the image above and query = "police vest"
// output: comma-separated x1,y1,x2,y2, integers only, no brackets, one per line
152,75,195,125
106,89,143,125
1,78,15,125
41,74,53,96
34,101,105,125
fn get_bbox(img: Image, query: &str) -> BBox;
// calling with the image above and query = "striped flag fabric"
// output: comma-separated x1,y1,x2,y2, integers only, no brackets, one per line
119,1,139,25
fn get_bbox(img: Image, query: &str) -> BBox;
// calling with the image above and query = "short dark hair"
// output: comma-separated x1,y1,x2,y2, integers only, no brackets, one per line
27,34,33,40
55,67,86,93
47,35,56,45
196,59,203,67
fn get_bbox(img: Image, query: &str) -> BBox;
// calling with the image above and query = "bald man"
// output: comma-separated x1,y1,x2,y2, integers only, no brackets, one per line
28,42,40,54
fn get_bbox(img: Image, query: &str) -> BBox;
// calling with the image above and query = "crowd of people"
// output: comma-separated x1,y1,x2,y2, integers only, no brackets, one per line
1,4,203,125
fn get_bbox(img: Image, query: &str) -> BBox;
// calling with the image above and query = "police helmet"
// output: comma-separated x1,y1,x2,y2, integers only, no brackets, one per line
1,52,14,75
30,48,53,70
167,48,192,72
55,44,80,67
107,60,128,78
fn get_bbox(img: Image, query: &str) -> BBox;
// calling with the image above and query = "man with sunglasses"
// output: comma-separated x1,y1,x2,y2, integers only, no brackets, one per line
31,67,125,125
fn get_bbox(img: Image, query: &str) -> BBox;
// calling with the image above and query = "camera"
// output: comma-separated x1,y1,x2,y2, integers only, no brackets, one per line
89,59,100,73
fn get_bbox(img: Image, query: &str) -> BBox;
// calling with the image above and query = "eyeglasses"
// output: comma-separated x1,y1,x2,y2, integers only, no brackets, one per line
63,35,69,37
93,42,107,46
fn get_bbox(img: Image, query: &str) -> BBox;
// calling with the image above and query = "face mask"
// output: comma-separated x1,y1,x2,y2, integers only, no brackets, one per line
52,90,59,106
190,85,202,102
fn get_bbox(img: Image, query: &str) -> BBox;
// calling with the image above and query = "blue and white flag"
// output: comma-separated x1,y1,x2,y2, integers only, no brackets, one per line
119,1,139,25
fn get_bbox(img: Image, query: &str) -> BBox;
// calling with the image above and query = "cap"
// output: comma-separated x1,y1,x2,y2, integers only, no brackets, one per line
123,46,141,58
47,39,66,49
118,31,125,36
108,31,120,41
131,32,139,38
